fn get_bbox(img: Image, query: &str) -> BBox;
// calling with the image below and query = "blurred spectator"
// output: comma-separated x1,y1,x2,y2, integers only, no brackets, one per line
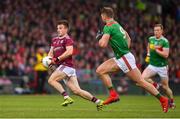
33,47,48,94
116,78,129,95
0,77,13,94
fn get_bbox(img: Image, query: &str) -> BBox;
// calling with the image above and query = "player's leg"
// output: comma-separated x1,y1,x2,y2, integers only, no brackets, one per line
117,52,160,96
157,66,175,109
126,68,169,113
65,76,104,111
160,77,175,109
48,69,73,106
48,70,67,93
142,66,159,89
96,58,120,104
127,68,159,95
66,76,97,101
115,52,169,112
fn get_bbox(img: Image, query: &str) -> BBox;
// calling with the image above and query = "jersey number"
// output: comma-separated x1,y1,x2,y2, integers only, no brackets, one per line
119,27,126,39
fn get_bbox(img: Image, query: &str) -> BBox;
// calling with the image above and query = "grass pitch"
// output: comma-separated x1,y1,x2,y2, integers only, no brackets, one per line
0,95,179,118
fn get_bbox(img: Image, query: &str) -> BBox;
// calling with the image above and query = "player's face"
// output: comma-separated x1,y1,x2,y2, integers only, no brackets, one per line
154,26,163,39
57,25,68,37
101,14,106,22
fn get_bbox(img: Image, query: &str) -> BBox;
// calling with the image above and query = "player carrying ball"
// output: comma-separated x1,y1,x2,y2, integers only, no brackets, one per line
47,20,104,111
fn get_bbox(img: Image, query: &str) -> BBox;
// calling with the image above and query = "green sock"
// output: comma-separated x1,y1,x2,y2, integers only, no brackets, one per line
108,86,113,90
155,93,162,100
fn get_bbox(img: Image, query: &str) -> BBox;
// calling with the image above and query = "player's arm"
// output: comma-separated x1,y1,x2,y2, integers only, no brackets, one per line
125,31,131,48
145,43,150,63
99,34,110,48
155,47,169,58
57,46,73,61
50,45,73,65
147,43,150,55
48,46,54,57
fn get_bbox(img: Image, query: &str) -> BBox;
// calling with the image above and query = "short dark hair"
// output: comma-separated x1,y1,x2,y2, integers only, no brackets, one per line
57,20,69,29
100,7,114,18
154,24,163,30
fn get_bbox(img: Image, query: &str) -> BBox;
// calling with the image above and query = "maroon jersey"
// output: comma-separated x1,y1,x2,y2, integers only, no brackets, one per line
51,35,74,67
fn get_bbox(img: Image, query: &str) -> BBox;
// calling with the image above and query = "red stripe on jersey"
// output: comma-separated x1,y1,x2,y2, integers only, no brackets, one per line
106,21,117,26
122,56,132,71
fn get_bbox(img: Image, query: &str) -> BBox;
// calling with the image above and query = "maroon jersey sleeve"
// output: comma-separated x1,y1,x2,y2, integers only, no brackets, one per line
65,38,74,46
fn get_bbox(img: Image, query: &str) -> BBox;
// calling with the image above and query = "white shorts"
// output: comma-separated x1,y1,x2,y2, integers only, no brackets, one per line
113,52,137,73
56,65,77,77
147,64,168,79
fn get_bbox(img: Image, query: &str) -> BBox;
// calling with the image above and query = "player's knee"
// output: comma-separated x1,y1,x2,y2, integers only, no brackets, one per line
72,88,81,95
48,79,53,85
96,67,103,75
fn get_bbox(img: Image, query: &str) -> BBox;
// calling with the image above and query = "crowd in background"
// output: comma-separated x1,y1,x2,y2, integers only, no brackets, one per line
0,0,179,93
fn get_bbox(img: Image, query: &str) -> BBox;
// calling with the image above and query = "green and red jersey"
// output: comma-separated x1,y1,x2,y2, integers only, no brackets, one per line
148,36,169,67
103,20,130,59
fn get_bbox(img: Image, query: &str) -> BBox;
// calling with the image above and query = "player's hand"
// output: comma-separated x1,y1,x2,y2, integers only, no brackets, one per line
145,55,150,63
50,57,60,65
96,30,103,40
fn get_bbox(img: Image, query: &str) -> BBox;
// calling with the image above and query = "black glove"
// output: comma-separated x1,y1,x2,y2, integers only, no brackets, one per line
96,30,103,40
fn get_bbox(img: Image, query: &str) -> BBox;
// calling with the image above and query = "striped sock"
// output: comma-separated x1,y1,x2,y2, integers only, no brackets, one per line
91,96,100,104
61,91,69,99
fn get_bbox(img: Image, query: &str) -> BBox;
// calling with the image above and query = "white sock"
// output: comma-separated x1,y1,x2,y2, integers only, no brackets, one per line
95,99,101,104
64,96,69,99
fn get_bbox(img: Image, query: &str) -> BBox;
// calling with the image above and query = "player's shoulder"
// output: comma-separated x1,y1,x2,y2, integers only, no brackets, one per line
64,35,74,42
52,35,73,41
51,36,59,41
65,35,72,39
161,36,169,43
105,21,118,27
148,36,155,41
104,21,120,32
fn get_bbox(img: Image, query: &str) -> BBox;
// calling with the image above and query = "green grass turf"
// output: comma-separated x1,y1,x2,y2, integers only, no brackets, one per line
0,95,179,118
